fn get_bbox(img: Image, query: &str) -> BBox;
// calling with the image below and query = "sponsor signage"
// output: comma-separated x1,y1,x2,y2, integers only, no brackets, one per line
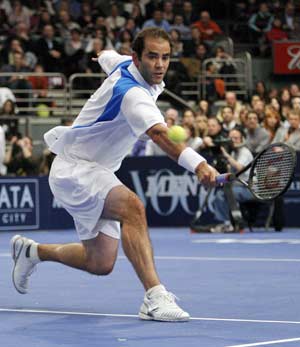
273,41,300,74
0,155,299,231
0,179,39,230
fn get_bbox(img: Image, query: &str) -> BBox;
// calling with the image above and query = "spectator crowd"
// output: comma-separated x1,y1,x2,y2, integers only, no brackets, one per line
0,0,299,178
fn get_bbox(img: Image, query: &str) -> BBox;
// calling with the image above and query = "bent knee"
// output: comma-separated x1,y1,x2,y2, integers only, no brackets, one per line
125,194,146,221
86,260,115,276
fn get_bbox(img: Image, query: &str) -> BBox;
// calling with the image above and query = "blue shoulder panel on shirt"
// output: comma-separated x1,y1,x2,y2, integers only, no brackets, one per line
73,61,143,128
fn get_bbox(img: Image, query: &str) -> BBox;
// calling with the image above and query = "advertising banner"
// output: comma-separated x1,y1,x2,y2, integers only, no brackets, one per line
0,155,299,231
273,41,300,74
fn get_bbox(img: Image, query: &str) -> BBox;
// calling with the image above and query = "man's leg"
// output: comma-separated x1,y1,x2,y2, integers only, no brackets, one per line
101,185,190,321
11,232,119,294
102,185,160,290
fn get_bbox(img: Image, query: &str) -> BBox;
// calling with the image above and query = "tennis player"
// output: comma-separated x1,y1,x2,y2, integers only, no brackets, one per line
11,28,218,322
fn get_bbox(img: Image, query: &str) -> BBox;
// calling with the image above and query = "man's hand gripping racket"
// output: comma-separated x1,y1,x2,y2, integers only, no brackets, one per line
215,143,297,201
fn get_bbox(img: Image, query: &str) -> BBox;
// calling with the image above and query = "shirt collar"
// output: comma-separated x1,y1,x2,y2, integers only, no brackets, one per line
127,61,165,99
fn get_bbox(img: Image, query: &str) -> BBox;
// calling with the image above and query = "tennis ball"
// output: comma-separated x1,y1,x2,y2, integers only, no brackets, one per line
36,103,50,118
168,125,187,143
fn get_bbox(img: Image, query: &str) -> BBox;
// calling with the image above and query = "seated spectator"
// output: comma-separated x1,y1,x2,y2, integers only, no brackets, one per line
0,51,32,113
220,106,240,135
123,17,140,38
115,29,133,53
170,14,191,40
195,113,208,138
106,3,126,35
263,106,285,143
262,17,288,56
217,91,243,122
292,97,300,112
127,3,144,30
281,2,296,33
8,0,32,29
56,9,81,41
182,1,197,26
169,29,183,58
143,9,170,32
197,99,210,117
183,123,203,151
290,84,300,98
211,128,254,233
248,2,273,44
0,99,17,115
164,107,179,126
280,87,292,107
34,24,64,72
182,108,196,127
272,109,300,151
0,98,19,140
183,26,203,57
64,27,86,77
0,87,16,110
288,18,300,40
162,0,175,24
5,135,41,176
244,110,269,154
254,81,269,103
201,117,228,171
192,10,223,43
212,46,237,89
252,99,266,122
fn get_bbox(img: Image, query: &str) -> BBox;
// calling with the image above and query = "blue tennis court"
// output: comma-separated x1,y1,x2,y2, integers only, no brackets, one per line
1,227,300,347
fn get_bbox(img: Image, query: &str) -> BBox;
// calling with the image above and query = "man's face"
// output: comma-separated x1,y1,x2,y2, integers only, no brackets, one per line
288,114,300,129
229,130,242,147
222,107,234,123
246,113,259,130
207,119,221,136
133,37,171,85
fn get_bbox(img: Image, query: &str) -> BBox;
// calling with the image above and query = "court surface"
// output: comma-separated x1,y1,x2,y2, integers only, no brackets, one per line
1,227,300,347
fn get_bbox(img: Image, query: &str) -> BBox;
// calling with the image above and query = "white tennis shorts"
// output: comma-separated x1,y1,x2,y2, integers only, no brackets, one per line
49,155,122,240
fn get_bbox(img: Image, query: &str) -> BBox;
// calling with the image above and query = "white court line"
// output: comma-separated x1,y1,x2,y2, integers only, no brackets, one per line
1,253,300,262
124,256,300,262
226,336,300,347
0,308,300,325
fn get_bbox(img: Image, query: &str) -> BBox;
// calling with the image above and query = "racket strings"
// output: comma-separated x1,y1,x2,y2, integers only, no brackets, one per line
250,146,295,199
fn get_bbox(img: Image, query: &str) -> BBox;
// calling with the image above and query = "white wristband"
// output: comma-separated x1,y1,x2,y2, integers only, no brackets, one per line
178,147,207,173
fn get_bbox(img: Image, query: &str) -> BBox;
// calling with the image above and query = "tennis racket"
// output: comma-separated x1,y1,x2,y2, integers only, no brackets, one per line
216,142,297,201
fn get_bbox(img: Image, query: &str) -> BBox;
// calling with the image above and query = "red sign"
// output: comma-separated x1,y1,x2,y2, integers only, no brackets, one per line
273,41,300,74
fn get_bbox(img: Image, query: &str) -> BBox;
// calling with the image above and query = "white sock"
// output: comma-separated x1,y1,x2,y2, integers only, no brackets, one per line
146,284,167,297
28,242,41,264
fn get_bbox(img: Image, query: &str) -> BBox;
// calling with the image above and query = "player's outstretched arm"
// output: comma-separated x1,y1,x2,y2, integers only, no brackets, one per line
146,123,218,188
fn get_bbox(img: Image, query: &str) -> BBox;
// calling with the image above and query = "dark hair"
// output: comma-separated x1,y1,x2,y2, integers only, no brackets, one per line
132,27,171,59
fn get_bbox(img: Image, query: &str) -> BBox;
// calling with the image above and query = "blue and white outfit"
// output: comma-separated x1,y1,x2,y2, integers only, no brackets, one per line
44,51,167,240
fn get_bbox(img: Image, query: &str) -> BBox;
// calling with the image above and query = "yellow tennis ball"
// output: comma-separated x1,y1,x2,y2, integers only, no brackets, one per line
36,104,50,118
168,125,187,143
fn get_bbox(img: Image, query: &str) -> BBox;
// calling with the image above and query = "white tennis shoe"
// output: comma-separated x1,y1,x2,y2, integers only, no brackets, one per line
139,287,190,322
11,235,39,294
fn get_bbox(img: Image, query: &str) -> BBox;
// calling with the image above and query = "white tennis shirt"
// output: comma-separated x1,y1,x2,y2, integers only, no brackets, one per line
44,51,166,172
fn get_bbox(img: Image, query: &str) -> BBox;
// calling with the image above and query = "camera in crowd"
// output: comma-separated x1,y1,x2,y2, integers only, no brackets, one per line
210,137,233,173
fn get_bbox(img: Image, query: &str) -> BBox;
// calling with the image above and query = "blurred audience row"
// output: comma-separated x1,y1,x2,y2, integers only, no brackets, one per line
0,84,300,177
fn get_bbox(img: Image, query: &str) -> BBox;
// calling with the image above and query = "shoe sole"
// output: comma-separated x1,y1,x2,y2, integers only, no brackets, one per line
10,235,26,294
139,312,189,322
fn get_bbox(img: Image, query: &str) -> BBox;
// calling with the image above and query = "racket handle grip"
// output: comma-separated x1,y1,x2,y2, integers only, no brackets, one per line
216,173,233,184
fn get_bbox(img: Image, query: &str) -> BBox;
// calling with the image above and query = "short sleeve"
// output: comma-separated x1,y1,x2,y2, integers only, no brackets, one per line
121,87,166,138
98,51,132,75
